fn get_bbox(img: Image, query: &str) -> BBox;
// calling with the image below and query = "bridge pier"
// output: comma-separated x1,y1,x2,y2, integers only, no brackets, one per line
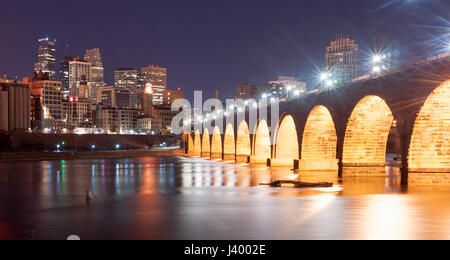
342,164,387,177
210,153,222,159
236,155,250,163
270,158,295,168
250,156,269,164
299,159,339,171
223,153,236,161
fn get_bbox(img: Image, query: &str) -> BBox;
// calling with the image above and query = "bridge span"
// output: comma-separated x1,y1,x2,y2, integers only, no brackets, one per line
184,55,450,185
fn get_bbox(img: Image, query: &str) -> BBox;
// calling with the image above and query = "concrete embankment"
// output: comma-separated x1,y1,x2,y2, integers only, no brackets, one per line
0,149,185,162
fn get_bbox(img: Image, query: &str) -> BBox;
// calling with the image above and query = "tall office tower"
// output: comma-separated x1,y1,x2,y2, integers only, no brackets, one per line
114,68,138,89
69,59,90,95
85,49,105,104
34,37,57,80
60,56,78,97
141,65,167,105
84,48,104,83
115,69,140,108
325,37,359,86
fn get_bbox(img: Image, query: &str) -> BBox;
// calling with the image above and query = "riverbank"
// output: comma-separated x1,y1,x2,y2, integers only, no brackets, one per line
0,148,185,162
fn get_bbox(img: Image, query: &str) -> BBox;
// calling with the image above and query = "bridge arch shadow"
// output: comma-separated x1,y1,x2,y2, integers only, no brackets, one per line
223,124,236,161
211,126,223,159
409,80,450,178
201,128,211,158
272,115,299,167
250,120,272,164
300,105,338,171
342,95,394,176
236,121,251,162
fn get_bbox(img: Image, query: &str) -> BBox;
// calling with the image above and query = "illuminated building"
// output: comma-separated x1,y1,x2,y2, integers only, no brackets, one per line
85,49,106,104
114,68,143,108
97,86,116,106
60,56,78,97
69,59,90,95
163,88,184,107
141,65,167,105
34,37,56,80
98,106,139,134
62,96,92,127
84,48,104,83
114,68,138,89
29,80,63,121
0,79,31,132
97,86,131,108
152,106,179,135
325,37,359,85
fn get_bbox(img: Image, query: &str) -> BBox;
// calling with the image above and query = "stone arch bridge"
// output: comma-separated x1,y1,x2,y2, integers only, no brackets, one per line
183,56,450,185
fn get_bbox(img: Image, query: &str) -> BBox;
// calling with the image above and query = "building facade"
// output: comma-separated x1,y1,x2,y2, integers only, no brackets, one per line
62,97,92,128
141,66,167,105
163,88,184,107
34,37,56,80
59,56,78,97
84,48,104,83
98,107,139,134
325,37,359,86
29,80,63,121
69,60,90,95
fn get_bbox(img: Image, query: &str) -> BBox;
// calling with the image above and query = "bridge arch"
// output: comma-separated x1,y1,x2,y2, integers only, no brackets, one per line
236,121,251,162
201,128,211,158
250,120,272,164
211,126,223,159
272,115,299,167
193,130,201,157
223,124,236,161
409,80,450,171
343,95,394,168
300,105,338,171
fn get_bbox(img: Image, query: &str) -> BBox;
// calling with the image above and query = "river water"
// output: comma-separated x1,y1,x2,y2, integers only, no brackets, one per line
0,156,449,240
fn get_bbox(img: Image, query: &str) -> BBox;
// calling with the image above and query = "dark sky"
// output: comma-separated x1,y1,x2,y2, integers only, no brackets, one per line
1,0,449,100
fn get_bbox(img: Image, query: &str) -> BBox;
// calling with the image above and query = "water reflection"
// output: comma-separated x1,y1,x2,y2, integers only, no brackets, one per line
0,156,450,239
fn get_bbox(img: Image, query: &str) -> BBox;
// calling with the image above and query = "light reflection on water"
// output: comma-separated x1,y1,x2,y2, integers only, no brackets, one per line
0,156,449,240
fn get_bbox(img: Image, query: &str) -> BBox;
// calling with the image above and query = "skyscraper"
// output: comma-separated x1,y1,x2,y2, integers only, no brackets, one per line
325,37,359,85
34,37,56,80
114,69,138,89
114,69,142,108
141,65,167,105
60,56,78,97
69,59,90,96
84,48,104,83
84,49,105,104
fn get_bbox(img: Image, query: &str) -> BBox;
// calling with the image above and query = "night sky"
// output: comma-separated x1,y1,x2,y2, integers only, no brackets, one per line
1,0,449,101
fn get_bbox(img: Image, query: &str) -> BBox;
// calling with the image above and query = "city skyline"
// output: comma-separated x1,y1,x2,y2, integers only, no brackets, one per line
1,1,449,101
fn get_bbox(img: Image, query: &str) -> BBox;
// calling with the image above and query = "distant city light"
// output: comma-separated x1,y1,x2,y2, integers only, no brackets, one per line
320,73,329,81
326,80,334,87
